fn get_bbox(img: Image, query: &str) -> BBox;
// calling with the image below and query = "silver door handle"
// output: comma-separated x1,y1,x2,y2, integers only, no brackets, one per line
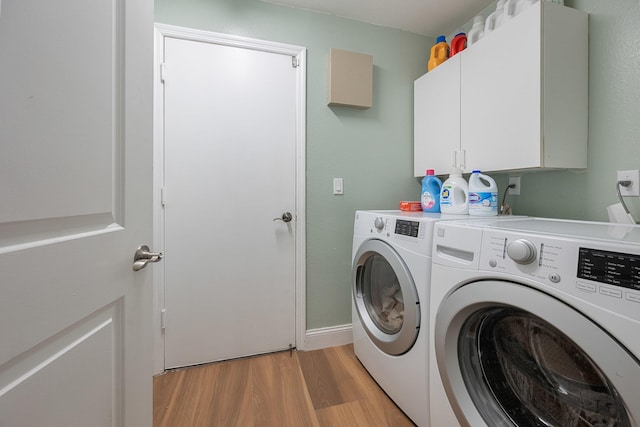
133,245,163,271
273,212,293,223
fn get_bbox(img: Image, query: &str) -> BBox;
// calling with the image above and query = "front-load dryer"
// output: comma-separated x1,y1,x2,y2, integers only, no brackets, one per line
429,217,640,426
352,210,445,427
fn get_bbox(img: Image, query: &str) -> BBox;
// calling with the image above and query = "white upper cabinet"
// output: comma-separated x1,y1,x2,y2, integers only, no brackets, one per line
414,54,461,177
414,2,588,177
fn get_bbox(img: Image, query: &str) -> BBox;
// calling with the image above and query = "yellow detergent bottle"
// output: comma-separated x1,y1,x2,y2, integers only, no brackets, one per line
428,35,449,72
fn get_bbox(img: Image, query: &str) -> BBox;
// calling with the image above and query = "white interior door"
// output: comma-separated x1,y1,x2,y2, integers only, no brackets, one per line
0,1,154,426
158,28,305,368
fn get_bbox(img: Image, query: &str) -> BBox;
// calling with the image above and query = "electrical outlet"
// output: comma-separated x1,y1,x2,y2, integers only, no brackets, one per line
508,176,521,196
617,170,640,196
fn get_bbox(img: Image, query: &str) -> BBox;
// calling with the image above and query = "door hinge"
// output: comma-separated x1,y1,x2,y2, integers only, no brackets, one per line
161,308,167,330
160,187,166,207
292,56,299,68
160,62,166,83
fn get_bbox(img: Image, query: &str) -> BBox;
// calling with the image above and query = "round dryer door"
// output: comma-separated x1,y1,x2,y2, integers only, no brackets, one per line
352,239,419,356
434,281,640,427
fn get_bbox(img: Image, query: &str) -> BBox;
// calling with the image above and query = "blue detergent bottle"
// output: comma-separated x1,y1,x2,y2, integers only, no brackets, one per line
421,169,442,212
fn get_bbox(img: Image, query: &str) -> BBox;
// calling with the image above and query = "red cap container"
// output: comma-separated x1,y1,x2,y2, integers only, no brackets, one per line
450,33,467,57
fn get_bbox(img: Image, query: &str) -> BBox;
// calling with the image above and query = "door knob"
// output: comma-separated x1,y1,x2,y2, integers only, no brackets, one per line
133,245,163,271
273,212,293,223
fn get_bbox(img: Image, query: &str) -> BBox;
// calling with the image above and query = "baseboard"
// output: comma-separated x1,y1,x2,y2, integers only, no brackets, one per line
302,324,353,351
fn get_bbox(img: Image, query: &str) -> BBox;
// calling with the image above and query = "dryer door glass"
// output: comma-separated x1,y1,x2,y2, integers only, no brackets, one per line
360,254,404,334
352,239,420,356
458,307,632,427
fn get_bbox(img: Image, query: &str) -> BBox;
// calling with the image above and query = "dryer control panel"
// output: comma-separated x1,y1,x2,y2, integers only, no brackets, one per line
353,210,436,256
394,219,421,238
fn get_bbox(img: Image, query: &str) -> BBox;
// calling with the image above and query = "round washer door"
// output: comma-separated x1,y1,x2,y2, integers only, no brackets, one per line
352,239,419,356
434,280,640,427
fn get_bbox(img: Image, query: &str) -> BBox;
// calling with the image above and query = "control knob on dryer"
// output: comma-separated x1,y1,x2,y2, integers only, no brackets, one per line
374,217,385,231
507,239,537,264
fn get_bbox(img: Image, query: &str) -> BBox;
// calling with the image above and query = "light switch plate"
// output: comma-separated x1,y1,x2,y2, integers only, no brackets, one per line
333,178,344,195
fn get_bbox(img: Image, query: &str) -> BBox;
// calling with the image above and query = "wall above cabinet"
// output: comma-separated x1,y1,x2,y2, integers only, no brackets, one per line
414,2,588,177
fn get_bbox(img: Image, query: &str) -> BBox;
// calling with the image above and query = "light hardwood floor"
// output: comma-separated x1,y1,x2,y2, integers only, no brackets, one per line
154,344,416,427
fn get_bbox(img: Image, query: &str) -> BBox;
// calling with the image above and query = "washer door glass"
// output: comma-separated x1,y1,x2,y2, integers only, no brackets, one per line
459,308,632,427
434,281,639,427
353,239,419,356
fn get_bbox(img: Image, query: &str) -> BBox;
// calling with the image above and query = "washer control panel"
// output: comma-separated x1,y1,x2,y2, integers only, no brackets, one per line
479,229,640,320
577,247,640,292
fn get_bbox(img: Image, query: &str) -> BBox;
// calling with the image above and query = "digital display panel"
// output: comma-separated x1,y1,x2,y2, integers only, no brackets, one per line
395,220,420,238
577,247,640,291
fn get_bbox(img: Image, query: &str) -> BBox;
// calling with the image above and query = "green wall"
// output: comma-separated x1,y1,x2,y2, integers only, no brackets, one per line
155,0,640,331
155,0,433,330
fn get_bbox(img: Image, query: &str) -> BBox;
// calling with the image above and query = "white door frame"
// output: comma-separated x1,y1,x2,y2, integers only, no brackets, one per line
152,24,307,373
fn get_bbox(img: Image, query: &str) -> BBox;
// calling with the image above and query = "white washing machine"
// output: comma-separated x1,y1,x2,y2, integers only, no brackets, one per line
352,210,445,427
429,217,640,426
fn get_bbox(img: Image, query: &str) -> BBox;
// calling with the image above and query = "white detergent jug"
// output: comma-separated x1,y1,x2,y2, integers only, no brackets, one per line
504,0,537,20
503,0,521,21
485,0,506,34
467,15,485,47
440,167,469,215
468,170,498,216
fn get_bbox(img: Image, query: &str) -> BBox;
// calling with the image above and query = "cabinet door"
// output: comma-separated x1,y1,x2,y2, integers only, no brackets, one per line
541,4,588,169
461,5,542,173
414,55,461,177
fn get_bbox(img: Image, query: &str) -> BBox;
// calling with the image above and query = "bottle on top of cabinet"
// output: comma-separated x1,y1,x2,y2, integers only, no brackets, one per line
428,36,449,72
467,15,485,47
450,33,467,57
485,0,507,33
504,0,537,21
503,0,521,21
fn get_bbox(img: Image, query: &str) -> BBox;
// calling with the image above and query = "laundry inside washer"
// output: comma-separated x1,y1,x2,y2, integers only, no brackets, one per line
458,307,631,426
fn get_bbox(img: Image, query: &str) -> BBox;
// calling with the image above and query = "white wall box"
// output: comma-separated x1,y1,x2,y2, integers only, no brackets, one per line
414,2,588,177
